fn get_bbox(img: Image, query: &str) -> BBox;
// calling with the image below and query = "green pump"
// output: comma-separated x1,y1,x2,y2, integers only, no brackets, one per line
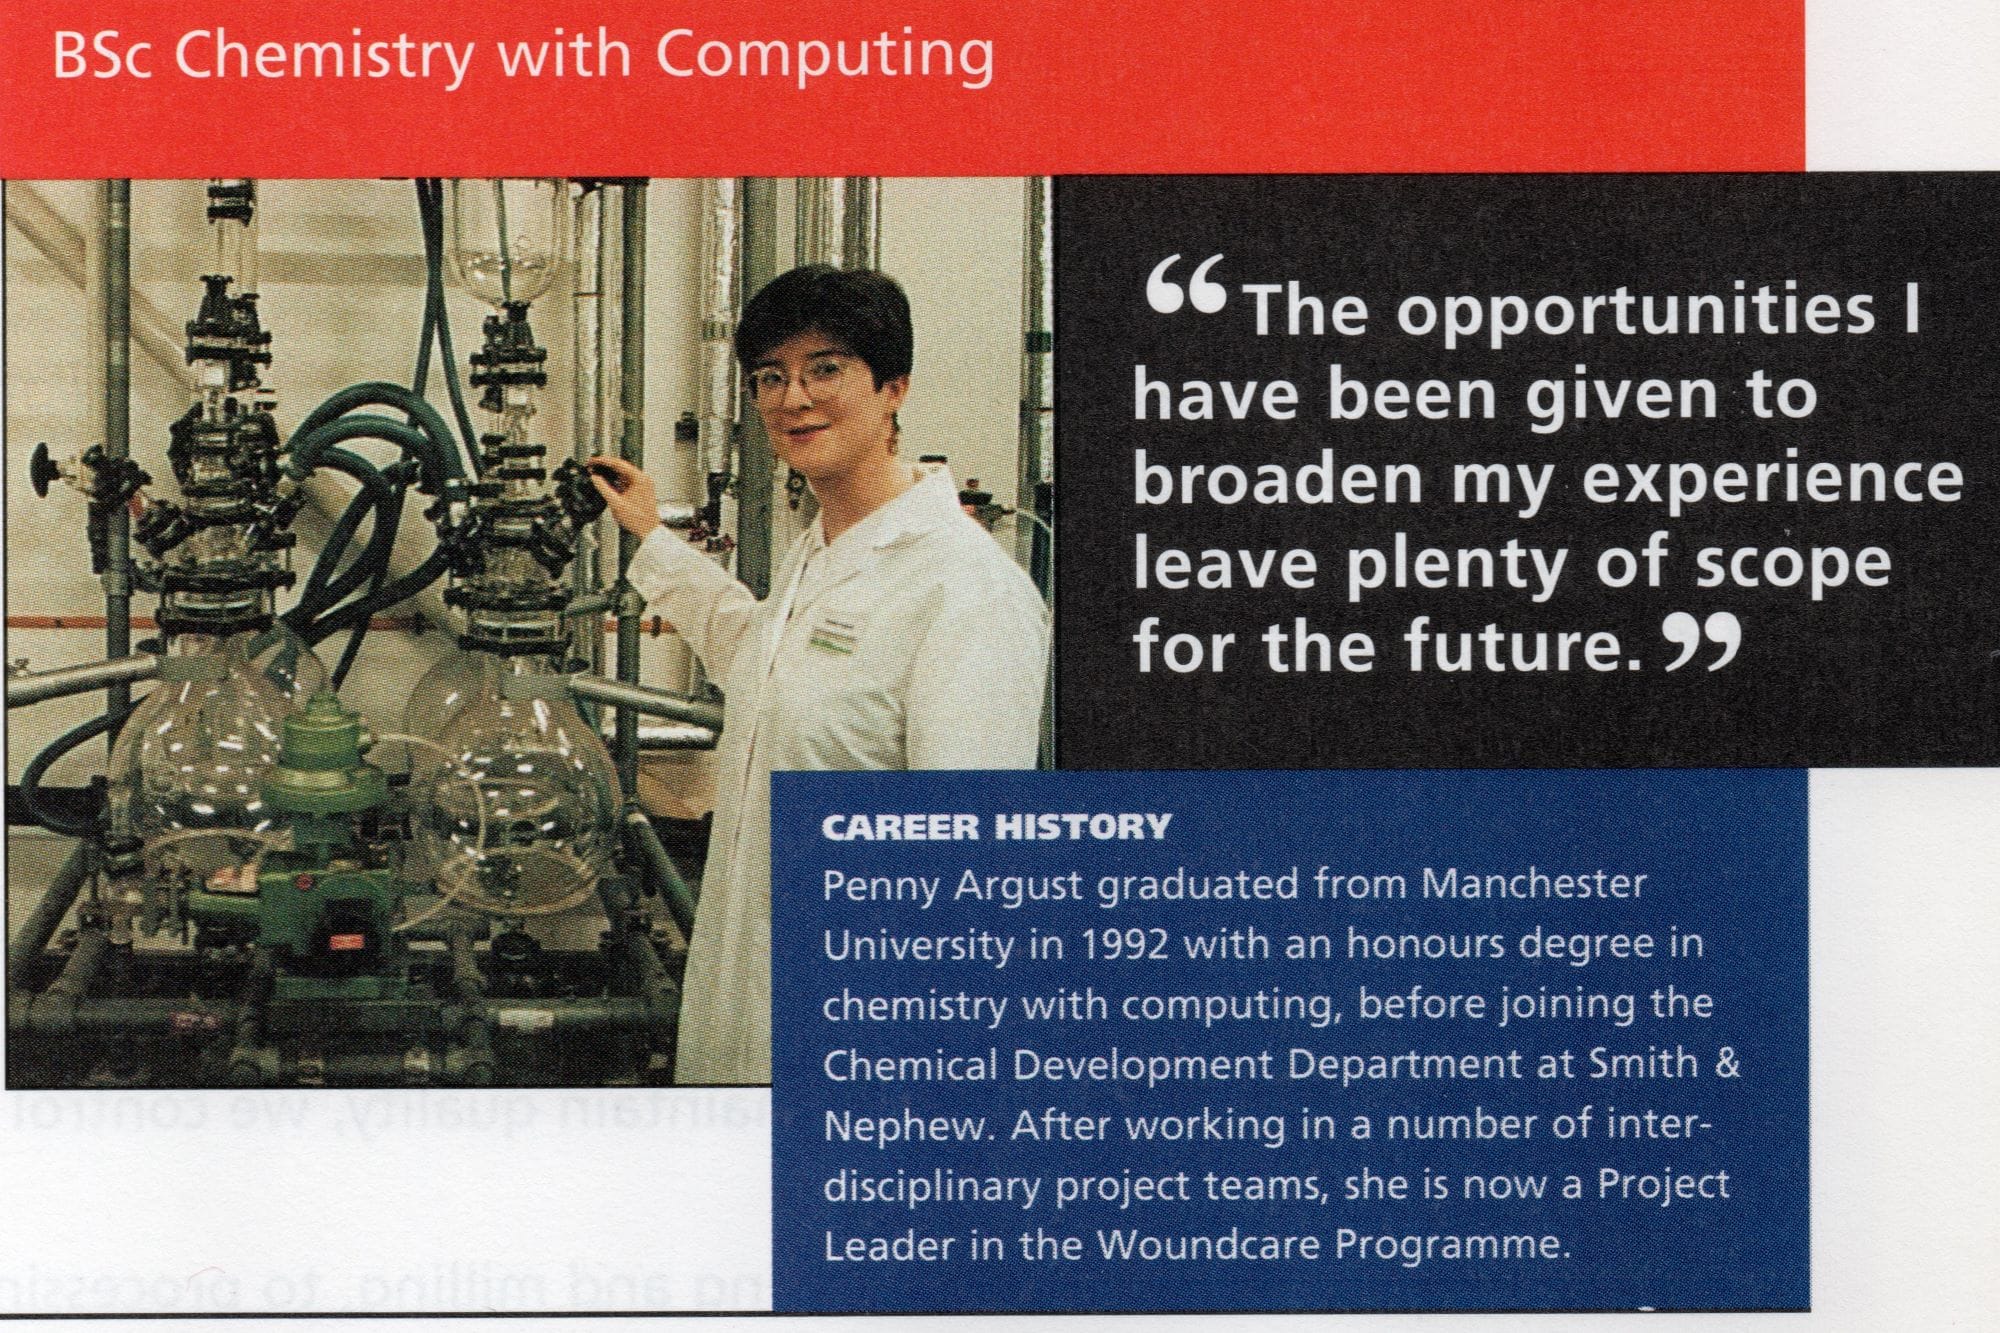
185,691,404,993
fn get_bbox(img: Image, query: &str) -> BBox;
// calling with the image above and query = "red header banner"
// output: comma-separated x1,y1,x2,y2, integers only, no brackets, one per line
0,1,1801,177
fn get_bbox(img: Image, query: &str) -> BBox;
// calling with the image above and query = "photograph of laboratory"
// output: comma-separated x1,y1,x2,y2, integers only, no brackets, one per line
4,177,1055,1088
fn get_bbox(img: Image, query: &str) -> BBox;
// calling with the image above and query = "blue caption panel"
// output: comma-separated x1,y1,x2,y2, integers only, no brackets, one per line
772,771,1806,1314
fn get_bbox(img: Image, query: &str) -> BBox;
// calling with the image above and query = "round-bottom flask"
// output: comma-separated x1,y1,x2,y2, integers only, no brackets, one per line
390,647,502,774
404,647,501,740
107,632,306,880
413,659,620,915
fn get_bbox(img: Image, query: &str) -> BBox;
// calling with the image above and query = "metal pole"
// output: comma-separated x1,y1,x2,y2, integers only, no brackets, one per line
225,949,278,1085
1019,177,1056,770
6,654,160,709
103,181,133,728
794,178,846,269
443,924,495,1084
571,184,607,683
787,181,829,531
697,179,740,490
569,674,724,732
7,993,652,1039
1018,176,1054,576
690,179,743,699
793,179,812,268
736,178,780,598
622,808,699,940
842,178,880,271
613,181,648,796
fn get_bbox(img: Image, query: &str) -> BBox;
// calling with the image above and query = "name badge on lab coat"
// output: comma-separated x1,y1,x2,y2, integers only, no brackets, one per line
807,613,859,656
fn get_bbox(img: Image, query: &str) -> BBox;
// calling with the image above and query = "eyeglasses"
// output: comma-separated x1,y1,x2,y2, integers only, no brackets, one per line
746,355,856,405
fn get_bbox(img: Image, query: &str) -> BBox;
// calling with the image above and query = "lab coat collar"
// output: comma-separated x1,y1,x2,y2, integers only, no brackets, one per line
801,464,962,573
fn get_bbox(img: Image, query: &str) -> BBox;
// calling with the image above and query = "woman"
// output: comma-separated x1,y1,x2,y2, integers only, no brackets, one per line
591,265,1049,1084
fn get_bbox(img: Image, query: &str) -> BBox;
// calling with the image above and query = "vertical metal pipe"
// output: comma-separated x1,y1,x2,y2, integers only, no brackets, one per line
792,179,814,269
446,923,486,1002
841,178,880,271
442,923,495,1083
601,182,627,502
697,179,740,486
226,949,277,1085
694,179,741,697
1017,177,1054,576
571,185,607,683
735,178,780,598
103,181,133,724
83,186,108,483
613,181,649,795
794,178,846,269
1019,177,1056,769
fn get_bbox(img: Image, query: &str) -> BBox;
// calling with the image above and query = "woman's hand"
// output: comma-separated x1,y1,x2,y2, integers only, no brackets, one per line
588,456,661,539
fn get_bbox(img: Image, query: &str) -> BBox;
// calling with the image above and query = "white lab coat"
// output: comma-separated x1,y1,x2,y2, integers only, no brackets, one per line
628,465,1049,1083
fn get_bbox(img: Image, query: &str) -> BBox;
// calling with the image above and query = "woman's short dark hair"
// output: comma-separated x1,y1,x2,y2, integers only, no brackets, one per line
735,265,913,388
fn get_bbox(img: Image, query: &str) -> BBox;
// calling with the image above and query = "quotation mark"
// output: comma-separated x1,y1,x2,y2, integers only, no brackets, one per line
1147,254,1227,314
1660,611,1742,672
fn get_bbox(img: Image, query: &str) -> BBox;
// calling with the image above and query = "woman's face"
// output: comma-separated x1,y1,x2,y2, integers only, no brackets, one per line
749,329,909,486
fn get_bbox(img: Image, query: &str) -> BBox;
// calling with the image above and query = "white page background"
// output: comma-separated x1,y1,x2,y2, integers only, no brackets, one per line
2,0,1998,1326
